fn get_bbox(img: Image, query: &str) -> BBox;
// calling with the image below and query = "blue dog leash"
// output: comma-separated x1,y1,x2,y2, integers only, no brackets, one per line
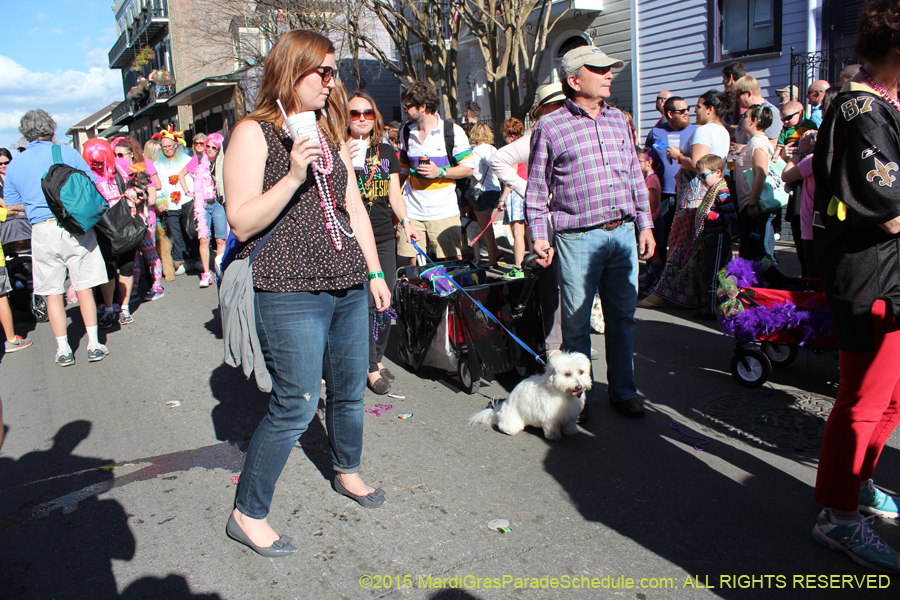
411,241,545,367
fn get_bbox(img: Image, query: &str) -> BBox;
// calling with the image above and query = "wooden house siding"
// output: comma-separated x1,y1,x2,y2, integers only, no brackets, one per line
634,0,812,139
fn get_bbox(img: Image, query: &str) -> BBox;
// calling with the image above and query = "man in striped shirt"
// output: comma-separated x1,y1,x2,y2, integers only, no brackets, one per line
525,45,655,421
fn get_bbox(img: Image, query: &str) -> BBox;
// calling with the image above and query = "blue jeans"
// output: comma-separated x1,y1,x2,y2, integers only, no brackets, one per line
235,285,368,518
204,202,228,240
554,222,639,404
164,210,187,263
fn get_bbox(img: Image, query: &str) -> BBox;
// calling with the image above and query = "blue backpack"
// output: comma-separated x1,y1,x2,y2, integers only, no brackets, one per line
41,145,108,236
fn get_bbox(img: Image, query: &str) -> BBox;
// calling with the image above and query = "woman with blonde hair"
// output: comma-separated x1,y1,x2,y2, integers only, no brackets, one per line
223,29,391,558
346,90,417,394
467,122,502,266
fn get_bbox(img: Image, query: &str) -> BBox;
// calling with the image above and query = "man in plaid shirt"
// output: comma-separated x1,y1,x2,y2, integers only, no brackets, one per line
525,45,655,421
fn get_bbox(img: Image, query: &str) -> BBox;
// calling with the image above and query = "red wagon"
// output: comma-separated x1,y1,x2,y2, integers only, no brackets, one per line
720,276,837,387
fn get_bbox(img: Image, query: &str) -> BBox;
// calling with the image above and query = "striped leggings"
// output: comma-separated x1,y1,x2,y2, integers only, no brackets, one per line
131,226,163,297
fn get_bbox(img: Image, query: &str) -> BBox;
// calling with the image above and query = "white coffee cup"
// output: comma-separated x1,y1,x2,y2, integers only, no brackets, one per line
350,139,367,170
285,112,319,146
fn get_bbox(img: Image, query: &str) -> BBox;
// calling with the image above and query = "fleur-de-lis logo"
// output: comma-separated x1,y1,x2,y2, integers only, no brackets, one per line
867,157,899,188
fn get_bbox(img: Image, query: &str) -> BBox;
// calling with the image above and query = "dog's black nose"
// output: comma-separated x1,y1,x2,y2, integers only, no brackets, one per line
573,385,583,393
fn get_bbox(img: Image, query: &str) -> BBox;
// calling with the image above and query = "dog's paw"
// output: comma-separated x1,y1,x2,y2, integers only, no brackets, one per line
544,428,562,441
164,274,175,282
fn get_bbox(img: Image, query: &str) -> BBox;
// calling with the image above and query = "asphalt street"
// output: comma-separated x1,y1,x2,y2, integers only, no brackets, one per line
1,247,898,600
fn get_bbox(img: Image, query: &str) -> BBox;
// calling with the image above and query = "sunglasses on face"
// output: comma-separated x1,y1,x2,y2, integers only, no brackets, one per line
115,151,132,157
584,64,611,75
194,141,204,146
401,102,416,111
205,144,220,150
0,161,9,166
316,66,335,85
350,109,375,120
699,171,714,178
782,111,800,122
670,108,689,114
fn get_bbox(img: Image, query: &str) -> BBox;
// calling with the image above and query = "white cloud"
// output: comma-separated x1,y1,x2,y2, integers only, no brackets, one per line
50,28,64,35
0,54,122,148
36,13,49,22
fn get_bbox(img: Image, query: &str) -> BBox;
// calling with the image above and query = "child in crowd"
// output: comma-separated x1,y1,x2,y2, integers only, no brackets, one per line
692,154,737,318
776,101,817,161
638,150,662,291
0,200,32,353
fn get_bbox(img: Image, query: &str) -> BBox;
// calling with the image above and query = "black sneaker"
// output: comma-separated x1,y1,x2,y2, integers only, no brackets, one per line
98,311,115,329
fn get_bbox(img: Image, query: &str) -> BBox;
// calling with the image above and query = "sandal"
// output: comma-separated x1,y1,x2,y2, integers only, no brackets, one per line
637,296,667,309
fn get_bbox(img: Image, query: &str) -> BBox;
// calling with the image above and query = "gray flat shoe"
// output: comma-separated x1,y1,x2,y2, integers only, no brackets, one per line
379,367,396,382
226,513,298,557
333,477,386,508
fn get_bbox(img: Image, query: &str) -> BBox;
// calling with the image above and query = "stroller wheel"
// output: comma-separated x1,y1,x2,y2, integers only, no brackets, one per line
458,354,481,394
731,348,771,387
761,342,798,368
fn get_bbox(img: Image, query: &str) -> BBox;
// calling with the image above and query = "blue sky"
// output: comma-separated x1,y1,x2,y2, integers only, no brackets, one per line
0,1,122,148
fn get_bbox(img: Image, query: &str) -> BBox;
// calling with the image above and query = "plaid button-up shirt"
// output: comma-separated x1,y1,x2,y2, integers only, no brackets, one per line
525,99,652,241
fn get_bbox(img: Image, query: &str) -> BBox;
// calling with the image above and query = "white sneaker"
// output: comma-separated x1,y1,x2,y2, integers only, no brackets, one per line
174,264,186,276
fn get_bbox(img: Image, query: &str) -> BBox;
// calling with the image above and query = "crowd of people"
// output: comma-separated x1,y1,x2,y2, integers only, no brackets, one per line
1,0,899,575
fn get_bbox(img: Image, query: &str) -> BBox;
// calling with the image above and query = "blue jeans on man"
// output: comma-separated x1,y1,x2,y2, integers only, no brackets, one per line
554,222,639,407
235,286,368,518
164,210,188,264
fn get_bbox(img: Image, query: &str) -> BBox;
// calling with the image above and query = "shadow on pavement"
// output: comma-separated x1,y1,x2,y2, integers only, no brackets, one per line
209,362,337,483
209,363,270,444
543,317,898,598
0,421,221,599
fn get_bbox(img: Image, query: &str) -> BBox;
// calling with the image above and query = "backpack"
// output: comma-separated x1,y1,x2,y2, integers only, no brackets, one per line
402,119,459,169
41,145,109,236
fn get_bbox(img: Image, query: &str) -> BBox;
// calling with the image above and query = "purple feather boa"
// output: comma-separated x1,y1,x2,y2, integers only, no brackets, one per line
720,302,833,345
724,257,765,288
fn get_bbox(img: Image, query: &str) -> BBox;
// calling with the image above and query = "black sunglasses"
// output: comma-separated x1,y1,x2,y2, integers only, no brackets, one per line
0,160,10,166
401,102,416,111
781,111,800,122
669,108,689,115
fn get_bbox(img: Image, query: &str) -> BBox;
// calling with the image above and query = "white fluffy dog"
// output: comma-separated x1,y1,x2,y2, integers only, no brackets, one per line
468,352,592,440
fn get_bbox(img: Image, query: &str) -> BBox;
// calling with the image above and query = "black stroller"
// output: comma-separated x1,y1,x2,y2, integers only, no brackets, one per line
393,258,546,394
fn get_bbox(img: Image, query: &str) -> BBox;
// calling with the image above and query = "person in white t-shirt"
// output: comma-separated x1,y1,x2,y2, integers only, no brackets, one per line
397,82,475,265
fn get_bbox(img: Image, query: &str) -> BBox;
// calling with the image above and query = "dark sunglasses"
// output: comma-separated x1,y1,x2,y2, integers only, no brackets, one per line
115,151,131,157
315,66,335,84
583,64,611,75
205,144,220,150
401,102,416,111
781,111,800,122
669,108,689,115
194,141,205,145
350,109,375,120
0,160,10,166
